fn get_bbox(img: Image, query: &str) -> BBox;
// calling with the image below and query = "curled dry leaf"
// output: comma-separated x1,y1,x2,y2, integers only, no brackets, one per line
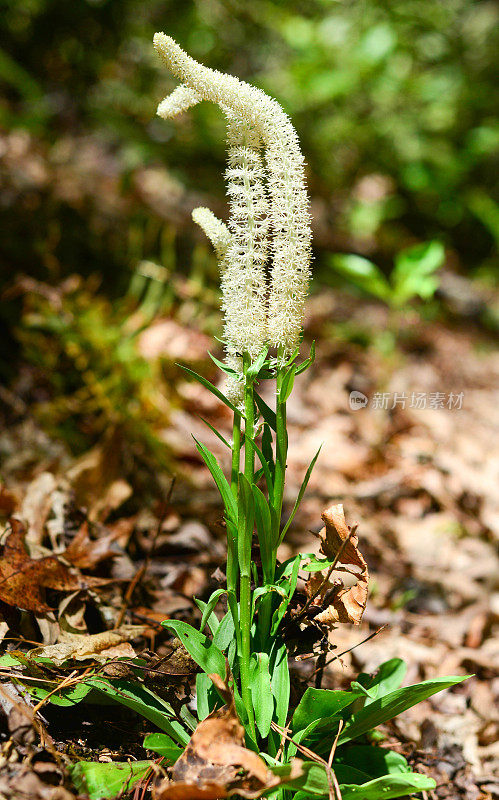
0,519,110,613
64,522,119,570
29,625,144,666
306,503,369,626
154,675,302,800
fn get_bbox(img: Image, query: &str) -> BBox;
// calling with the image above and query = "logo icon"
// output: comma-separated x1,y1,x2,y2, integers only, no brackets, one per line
349,391,368,411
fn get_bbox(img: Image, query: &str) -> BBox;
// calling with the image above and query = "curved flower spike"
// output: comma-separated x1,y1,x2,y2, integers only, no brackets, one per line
154,33,311,355
157,84,201,119
192,207,232,261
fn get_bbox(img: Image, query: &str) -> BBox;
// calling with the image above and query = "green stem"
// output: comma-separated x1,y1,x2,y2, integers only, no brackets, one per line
227,411,241,594
273,346,288,556
231,412,242,496
238,353,256,741
258,348,288,648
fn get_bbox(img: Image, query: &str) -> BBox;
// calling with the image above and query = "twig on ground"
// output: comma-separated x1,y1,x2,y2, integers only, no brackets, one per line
310,625,386,677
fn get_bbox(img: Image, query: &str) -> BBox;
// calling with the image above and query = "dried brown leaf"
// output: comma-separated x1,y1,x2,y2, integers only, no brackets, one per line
0,519,110,613
29,625,143,666
306,503,369,626
64,522,118,569
154,676,302,800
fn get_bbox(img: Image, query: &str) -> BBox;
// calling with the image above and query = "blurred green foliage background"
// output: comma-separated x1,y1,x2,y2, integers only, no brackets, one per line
0,0,497,471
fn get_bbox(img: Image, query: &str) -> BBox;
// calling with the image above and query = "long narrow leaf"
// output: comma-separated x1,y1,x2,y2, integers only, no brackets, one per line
250,653,274,738
271,555,300,635
292,688,360,733
161,620,226,680
70,760,151,800
179,364,245,418
252,485,275,578
208,351,239,377
244,434,274,498
86,678,190,745
280,444,322,542
269,638,290,729
290,765,435,798
213,609,236,652
194,598,220,636
193,438,237,523
262,423,276,482
295,340,316,376
338,675,469,745
143,732,183,761
237,473,255,573
279,364,296,403
198,416,231,448
255,392,277,431
247,345,269,380
339,772,436,798
198,588,226,633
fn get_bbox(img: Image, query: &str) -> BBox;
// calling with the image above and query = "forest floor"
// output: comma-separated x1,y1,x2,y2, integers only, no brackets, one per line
0,292,498,799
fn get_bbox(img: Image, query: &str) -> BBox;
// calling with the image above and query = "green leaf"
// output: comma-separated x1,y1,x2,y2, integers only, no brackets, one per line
198,416,231,448
193,438,237,523
261,423,276,482
301,555,339,572
292,768,436,799
252,484,276,577
179,365,245,418
335,745,409,778
271,555,300,635
339,772,436,799
70,760,151,800
339,675,470,745
87,677,191,745
255,392,277,431
392,241,444,304
280,445,322,542
198,588,226,633
208,351,239,377
295,340,316,376
194,597,220,636
213,609,236,652
195,672,219,721
279,364,296,403
287,713,342,760
245,435,274,498
237,472,255,573
143,732,183,761
270,638,290,728
269,761,368,794
247,346,269,380
281,762,329,795
292,688,360,733
354,658,407,704
0,654,23,667
162,620,226,680
330,254,391,302
18,681,93,707
249,652,274,738
393,240,445,281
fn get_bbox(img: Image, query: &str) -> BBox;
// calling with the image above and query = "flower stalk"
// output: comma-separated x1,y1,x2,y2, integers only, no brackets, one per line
155,34,313,747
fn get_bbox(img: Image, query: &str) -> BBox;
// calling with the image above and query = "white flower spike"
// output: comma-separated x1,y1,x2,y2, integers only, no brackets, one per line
154,33,312,359
191,207,231,261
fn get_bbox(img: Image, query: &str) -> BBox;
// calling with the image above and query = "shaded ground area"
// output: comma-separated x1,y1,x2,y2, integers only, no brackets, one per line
0,297,497,799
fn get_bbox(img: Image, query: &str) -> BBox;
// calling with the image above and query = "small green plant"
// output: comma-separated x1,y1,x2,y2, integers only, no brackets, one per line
329,241,445,354
330,241,445,311
8,37,466,800
15,238,218,478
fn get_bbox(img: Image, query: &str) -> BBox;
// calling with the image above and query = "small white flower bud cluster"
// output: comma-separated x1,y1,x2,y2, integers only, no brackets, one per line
157,84,201,119
153,33,312,372
191,207,231,260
